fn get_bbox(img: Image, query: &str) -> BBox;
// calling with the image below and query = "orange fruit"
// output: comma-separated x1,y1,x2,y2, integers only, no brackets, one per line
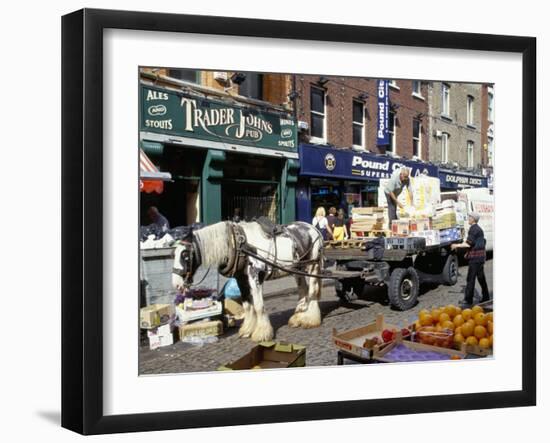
474,325,487,339
474,313,488,327
486,312,493,322
441,320,454,331
454,326,463,336
444,305,456,318
489,335,493,346
461,308,473,321
431,308,443,323
454,333,465,344
453,314,465,328
478,338,490,349
465,336,478,346
420,314,434,326
487,320,493,335
435,323,443,332
454,307,462,317
419,308,430,318
461,322,474,338
439,312,451,324
415,320,422,330
472,305,484,315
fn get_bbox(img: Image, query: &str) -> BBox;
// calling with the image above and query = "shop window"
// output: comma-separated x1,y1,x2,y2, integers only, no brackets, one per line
413,119,421,158
352,100,365,148
467,140,475,168
310,86,326,141
239,73,263,100
441,132,449,163
467,95,475,126
442,83,450,116
388,111,396,153
168,69,198,83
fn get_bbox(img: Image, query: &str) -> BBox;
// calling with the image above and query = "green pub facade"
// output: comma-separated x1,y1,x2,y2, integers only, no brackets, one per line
139,83,299,226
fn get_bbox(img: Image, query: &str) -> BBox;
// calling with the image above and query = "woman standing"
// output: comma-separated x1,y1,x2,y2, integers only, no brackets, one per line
332,208,350,240
312,207,332,240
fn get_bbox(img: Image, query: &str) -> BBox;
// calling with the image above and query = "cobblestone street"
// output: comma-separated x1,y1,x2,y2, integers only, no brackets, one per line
139,259,493,374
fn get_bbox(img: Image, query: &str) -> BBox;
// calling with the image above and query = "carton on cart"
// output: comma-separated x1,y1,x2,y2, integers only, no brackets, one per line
410,217,432,232
410,230,441,246
140,304,175,329
391,219,411,236
332,314,403,360
218,342,306,370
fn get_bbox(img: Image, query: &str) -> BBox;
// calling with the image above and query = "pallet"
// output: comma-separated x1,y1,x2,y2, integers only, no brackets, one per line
324,239,366,249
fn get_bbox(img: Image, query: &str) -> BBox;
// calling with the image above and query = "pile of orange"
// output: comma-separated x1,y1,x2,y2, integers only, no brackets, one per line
414,304,493,350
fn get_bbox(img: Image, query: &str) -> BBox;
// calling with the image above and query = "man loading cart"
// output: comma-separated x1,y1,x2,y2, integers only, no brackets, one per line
384,166,414,229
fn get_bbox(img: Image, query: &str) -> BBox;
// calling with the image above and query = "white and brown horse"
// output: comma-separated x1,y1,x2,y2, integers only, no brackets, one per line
172,221,324,342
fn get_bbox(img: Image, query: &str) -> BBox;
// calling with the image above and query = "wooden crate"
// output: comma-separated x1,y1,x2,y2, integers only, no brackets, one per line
332,314,402,360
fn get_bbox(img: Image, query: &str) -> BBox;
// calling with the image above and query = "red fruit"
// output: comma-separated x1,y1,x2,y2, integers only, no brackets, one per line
401,328,411,337
382,329,394,343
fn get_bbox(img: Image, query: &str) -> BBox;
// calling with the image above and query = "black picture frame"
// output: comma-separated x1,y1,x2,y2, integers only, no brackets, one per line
62,8,536,435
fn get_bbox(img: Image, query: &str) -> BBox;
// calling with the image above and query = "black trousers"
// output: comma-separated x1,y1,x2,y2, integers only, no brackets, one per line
464,261,490,304
385,193,397,229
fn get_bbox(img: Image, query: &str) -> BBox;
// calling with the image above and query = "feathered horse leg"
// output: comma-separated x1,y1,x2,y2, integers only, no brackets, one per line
236,274,256,338
288,262,322,329
247,261,274,342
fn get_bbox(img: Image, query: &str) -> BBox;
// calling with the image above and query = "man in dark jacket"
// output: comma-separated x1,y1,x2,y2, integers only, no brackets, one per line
451,211,491,308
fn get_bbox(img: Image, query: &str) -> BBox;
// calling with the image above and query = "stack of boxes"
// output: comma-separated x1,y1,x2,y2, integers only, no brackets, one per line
140,303,176,350
350,207,386,238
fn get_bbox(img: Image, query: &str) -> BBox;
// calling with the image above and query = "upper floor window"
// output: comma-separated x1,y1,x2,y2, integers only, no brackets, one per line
488,136,494,166
389,80,400,90
352,100,365,148
442,83,451,116
488,92,494,121
310,86,326,141
413,119,422,158
412,81,423,98
168,69,198,83
467,95,475,126
239,73,263,100
441,132,449,163
467,140,475,167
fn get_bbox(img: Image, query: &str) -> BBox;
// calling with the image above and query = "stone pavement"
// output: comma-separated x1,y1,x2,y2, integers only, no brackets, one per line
139,260,493,374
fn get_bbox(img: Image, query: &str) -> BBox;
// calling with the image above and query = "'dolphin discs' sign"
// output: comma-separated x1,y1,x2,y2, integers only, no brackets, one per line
140,85,297,151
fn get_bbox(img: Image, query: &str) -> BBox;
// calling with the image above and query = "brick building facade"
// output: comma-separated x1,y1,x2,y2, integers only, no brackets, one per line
427,82,483,170
293,75,429,160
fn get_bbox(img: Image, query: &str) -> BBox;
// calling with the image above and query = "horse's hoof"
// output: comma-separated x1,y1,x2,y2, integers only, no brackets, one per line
287,314,301,328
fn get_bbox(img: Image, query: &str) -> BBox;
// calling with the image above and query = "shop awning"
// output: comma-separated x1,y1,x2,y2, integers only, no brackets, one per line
140,148,171,194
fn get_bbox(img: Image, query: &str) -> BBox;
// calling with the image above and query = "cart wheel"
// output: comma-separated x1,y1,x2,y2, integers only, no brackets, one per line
442,254,459,286
388,267,419,311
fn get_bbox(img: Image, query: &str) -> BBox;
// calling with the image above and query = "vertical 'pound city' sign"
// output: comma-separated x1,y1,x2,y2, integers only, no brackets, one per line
377,80,389,146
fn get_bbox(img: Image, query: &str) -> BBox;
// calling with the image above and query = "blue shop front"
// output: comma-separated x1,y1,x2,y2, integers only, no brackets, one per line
438,169,488,191
296,144,438,222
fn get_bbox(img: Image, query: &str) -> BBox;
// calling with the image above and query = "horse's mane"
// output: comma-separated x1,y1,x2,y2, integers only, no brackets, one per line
194,222,231,267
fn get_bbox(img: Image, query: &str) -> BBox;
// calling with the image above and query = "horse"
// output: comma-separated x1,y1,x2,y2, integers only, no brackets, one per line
172,220,324,342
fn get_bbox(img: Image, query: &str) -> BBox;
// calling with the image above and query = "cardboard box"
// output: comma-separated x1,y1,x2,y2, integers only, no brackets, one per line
218,342,306,370
140,304,175,329
351,207,384,216
332,314,403,360
410,230,441,246
176,300,223,323
391,219,411,236
179,320,223,339
147,323,175,350
433,211,457,230
224,298,244,319
373,338,466,362
410,217,432,232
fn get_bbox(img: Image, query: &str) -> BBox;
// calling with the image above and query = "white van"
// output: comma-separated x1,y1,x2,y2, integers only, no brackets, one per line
441,188,494,252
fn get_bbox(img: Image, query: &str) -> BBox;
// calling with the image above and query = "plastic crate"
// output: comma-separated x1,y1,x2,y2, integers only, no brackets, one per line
384,236,426,251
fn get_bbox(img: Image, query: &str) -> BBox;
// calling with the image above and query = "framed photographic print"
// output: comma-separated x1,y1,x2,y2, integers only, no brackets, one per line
62,8,536,435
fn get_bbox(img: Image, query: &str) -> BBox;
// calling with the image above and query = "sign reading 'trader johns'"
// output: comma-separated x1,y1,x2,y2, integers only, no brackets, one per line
376,80,389,146
140,85,297,151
